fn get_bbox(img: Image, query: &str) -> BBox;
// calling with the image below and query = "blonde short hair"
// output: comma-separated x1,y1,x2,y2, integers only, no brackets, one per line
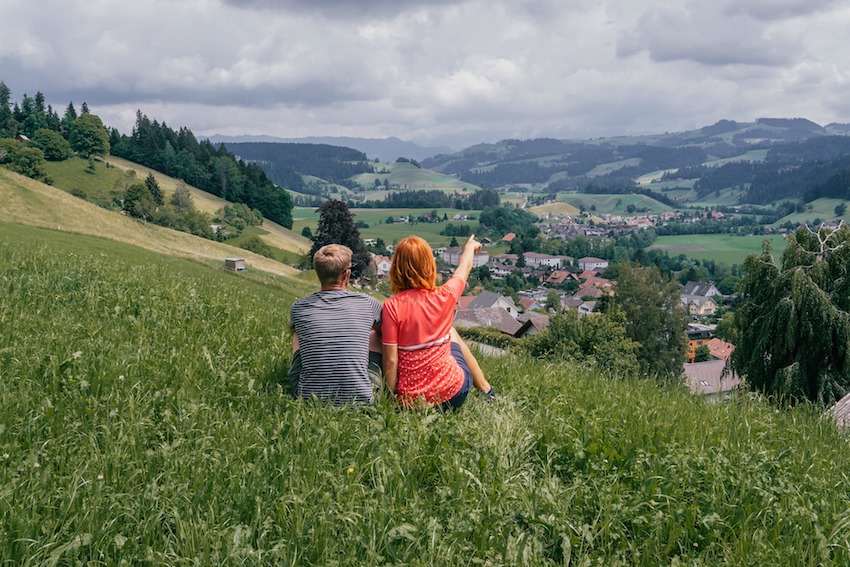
313,244,352,286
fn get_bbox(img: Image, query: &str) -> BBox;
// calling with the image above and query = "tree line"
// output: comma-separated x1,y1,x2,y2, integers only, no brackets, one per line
221,142,374,192
110,112,293,228
0,82,110,181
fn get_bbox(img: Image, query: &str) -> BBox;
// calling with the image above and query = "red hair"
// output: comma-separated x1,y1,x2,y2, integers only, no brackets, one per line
390,236,437,294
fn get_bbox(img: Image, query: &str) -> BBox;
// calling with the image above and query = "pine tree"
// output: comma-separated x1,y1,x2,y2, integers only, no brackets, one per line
309,199,371,280
0,82,16,138
145,173,164,206
60,102,77,139
732,224,850,404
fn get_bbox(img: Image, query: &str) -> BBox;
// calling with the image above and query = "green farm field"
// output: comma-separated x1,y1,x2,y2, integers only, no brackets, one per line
649,233,789,265
349,161,478,193
773,197,850,228
5,222,850,564
292,207,482,247
559,193,675,215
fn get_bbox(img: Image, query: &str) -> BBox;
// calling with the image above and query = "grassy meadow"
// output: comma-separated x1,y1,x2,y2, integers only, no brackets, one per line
4,222,850,565
0,167,300,278
292,207,482,248
773,197,850,228
648,233,790,265
349,162,478,195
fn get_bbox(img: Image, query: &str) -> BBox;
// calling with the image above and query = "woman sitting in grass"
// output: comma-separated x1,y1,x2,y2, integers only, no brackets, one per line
381,234,497,410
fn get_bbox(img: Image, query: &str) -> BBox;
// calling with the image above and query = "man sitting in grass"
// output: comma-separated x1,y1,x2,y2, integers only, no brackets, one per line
288,244,383,405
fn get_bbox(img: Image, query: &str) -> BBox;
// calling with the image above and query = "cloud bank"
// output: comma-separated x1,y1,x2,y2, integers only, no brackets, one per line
0,0,848,149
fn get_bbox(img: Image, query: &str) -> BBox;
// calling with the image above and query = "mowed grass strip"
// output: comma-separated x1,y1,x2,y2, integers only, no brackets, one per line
3,224,850,565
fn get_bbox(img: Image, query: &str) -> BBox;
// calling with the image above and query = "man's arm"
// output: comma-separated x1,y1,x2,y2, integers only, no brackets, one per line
287,328,301,397
290,328,300,353
452,235,482,283
382,344,398,395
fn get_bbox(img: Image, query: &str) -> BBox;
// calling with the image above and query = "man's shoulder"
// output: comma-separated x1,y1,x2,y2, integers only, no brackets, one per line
293,290,379,308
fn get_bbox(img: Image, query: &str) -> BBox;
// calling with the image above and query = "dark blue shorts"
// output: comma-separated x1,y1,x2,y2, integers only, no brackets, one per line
440,343,472,411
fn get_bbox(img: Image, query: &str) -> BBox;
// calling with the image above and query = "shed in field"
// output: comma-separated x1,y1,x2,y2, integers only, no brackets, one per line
225,258,246,271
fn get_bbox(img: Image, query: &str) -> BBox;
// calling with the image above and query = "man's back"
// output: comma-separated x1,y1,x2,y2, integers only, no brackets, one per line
289,289,381,405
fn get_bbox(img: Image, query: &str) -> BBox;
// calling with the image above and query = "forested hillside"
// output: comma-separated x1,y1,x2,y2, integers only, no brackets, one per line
110,113,293,227
0,82,294,229
221,141,375,192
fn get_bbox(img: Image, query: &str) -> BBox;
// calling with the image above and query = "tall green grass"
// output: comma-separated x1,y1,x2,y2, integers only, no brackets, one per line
3,223,850,565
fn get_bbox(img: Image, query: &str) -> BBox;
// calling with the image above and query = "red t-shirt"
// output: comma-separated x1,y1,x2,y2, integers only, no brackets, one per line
382,276,465,407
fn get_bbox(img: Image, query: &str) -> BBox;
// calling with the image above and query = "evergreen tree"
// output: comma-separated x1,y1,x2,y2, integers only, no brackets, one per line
309,199,370,279
123,183,156,222
60,102,77,139
732,224,850,403
0,82,17,138
145,173,164,206
609,262,689,379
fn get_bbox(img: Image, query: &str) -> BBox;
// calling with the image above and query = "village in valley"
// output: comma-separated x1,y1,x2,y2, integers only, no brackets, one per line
366,205,749,402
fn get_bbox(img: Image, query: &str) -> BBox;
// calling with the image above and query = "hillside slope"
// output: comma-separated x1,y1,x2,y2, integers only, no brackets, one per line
0,167,301,277
3,229,850,564
104,156,311,255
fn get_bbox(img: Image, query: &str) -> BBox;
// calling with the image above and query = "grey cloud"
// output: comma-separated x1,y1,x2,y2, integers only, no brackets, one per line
221,0,464,18
616,6,800,67
723,0,836,21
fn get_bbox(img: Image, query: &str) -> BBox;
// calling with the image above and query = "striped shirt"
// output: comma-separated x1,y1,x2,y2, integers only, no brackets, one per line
289,290,382,405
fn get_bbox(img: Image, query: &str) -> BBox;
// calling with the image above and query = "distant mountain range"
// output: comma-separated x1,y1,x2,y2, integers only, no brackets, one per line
418,118,850,205
205,135,455,163
208,118,850,206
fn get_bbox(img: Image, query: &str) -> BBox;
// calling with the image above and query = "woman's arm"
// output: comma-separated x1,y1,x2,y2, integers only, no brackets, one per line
452,234,482,283
382,344,398,395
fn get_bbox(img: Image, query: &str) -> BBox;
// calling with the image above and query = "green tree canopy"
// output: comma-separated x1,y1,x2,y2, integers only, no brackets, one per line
123,183,156,221
0,82,16,138
607,262,690,379
70,113,110,157
732,224,850,404
309,199,371,280
145,173,164,206
0,140,47,180
31,128,72,161
522,309,639,376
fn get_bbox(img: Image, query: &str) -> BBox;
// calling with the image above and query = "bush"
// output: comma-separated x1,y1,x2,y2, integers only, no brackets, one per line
69,187,87,199
5,144,47,180
30,128,72,161
521,309,639,376
240,236,274,258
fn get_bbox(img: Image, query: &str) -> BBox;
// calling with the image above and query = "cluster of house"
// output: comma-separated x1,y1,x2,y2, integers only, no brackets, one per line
533,210,703,239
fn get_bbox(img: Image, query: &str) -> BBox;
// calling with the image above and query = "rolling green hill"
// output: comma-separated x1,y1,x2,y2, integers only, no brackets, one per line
0,165,304,277
349,161,478,195
3,224,850,564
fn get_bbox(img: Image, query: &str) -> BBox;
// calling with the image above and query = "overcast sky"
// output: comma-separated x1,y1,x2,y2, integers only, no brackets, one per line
1,0,848,150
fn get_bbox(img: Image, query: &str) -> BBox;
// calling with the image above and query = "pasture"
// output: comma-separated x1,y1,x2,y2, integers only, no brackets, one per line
649,233,789,265
349,161,477,193
292,207,481,247
558,193,675,215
